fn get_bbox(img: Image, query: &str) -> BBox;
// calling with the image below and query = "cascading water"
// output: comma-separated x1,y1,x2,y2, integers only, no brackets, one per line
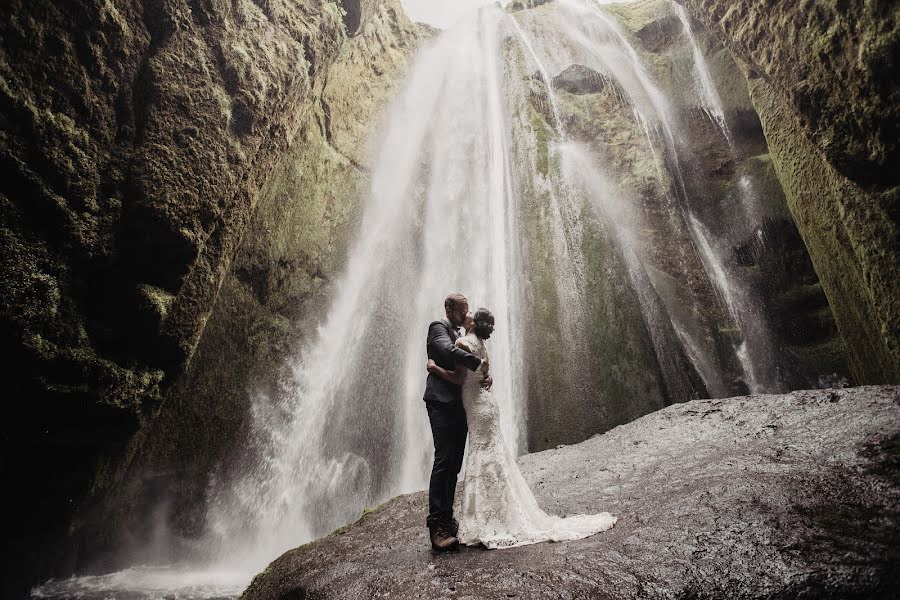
203,6,529,570
674,4,730,141
510,0,738,401
33,1,808,598
672,1,786,393
516,0,790,395
508,4,705,418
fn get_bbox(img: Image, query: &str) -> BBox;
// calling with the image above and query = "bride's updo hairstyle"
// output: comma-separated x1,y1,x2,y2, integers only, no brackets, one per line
473,308,495,340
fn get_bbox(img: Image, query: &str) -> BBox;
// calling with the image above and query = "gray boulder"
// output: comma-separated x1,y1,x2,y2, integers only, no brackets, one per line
552,64,613,95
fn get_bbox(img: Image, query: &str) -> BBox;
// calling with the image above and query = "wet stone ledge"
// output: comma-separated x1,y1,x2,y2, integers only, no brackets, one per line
242,385,900,600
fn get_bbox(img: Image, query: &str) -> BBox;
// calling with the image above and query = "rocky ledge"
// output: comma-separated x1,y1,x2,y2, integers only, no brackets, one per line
242,386,900,599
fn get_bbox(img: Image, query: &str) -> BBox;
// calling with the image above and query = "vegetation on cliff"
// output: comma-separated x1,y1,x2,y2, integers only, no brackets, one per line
674,0,900,383
0,0,417,591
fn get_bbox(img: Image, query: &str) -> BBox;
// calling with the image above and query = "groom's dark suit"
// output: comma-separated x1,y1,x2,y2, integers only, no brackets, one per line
424,318,482,530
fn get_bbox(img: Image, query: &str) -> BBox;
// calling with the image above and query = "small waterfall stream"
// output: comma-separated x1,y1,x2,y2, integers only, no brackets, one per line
33,1,802,598
674,4,730,141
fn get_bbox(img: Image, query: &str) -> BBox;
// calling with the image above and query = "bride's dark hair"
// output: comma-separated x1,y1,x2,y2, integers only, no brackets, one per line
473,308,495,340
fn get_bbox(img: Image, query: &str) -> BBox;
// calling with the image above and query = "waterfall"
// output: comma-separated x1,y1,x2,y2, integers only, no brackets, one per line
201,5,528,570
674,3,731,142
32,1,799,598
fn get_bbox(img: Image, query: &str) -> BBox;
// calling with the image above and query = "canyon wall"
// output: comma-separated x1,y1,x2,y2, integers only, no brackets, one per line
0,0,419,591
675,0,900,383
2,0,896,593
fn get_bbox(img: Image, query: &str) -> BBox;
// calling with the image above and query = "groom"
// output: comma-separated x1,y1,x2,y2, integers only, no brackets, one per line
424,292,492,551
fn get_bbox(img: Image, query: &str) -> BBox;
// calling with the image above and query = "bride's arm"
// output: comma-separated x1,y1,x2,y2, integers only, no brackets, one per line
457,337,490,375
426,359,467,385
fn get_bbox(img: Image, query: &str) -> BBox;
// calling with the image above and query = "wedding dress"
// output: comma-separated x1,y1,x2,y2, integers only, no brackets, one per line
456,332,617,549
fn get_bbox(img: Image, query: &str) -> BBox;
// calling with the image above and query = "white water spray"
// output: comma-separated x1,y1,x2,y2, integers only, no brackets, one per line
674,3,731,142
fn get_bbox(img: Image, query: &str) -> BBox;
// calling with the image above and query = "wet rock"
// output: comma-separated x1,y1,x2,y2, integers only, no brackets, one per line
634,13,682,52
552,64,612,95
339,0,378,35
242,386,900,600
674,0,900,384
0,0,420,593
507,0,553,13
67,0,427,581
675,0,899,189
600,0,851,389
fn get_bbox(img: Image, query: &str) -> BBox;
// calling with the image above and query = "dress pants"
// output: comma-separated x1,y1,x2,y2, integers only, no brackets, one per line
425,399,468,529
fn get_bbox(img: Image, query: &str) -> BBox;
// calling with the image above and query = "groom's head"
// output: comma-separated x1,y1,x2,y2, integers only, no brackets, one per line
444,293,469,328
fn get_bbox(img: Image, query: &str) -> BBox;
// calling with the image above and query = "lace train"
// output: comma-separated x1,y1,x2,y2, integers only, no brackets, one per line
456,333,616,549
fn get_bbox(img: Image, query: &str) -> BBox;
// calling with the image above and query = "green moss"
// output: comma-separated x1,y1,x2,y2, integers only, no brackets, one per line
556,87,669,201
138,284,175,320
331,501,389,536
360,502,387,519
579,216,668,420
514,110,570,449
604,0,671,35
749,77,899,383
531,110,550,177
703,40,753,114
787,337,848,377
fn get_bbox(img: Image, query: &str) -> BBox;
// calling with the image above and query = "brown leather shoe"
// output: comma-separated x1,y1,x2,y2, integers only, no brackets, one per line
447,517,459,537
430,526,459,552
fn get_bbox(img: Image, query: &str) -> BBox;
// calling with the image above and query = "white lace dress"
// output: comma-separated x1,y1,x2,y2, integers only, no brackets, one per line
455,332,617,549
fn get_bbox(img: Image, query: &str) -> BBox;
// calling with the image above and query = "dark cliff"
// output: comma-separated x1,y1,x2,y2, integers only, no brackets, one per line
675,0,900,384
0,0,409,592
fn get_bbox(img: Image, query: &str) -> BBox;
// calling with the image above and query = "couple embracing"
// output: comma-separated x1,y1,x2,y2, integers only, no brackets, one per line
423,293,617,551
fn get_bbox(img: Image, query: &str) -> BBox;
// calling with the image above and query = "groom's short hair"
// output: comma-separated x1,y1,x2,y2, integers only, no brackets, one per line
444,293,468,312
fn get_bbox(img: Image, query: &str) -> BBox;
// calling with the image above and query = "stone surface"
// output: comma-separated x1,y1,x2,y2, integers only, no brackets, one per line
0,0,341,591
517,0,850,451
242,386,900,600
674,0,900,384
676,0,899,188
551,64,612,95
0,0,422,593
604,0,850,389
66,0,424,576
746,74,900,386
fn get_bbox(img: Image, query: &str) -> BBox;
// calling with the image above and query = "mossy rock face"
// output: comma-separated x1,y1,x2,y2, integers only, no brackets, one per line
552,64,617,95
516,75,673,449
747,77,899,384
669,0,898,383
65,0,425,578
550,58,748,398
600,0,852,388
0,0,421,591
676,0,899,188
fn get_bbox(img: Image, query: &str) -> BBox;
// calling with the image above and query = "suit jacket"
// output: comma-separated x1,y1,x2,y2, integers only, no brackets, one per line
423,318,482,404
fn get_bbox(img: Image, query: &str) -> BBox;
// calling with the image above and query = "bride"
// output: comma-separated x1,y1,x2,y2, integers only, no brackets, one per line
427,308,617,549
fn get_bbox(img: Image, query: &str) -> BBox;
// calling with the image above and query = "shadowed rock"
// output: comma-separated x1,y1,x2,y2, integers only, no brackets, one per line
242,386,900,599
674,0,900,384
552,64,612,95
